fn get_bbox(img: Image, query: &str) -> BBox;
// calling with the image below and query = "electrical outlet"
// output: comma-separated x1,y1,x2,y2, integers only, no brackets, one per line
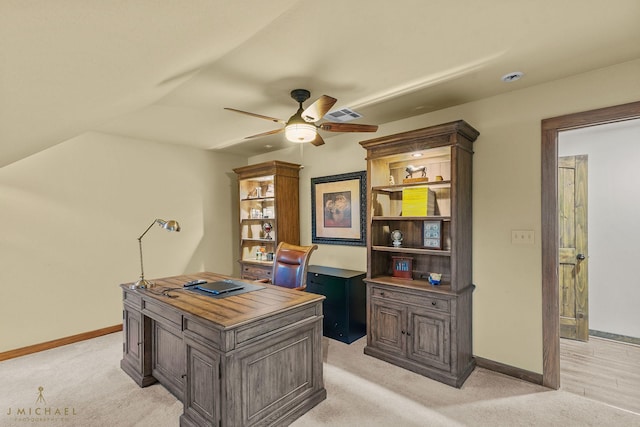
511,230,534,245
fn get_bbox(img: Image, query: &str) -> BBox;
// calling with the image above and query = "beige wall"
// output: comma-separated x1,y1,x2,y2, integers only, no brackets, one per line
0,132,246,352
2,58,638,373
251,59,640,373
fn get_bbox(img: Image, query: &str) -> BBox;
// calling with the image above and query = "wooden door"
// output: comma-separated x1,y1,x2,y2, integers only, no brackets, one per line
558,155,589,341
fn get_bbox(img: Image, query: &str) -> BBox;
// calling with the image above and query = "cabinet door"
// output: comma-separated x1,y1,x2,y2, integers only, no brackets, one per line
183,340,221,427
406,307,451,372
122,305,154,382
370,298,406,355
152,321,185,401
123,307,143,369
121,303,155,387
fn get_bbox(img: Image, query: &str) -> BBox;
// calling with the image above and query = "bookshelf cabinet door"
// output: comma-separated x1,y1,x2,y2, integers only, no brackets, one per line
406,307,451,372
370,298,406,355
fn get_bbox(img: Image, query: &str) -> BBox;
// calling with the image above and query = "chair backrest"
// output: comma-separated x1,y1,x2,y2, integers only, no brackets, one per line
271,242,318,290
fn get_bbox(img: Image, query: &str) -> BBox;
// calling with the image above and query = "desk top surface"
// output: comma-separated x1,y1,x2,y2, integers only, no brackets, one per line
121,272,324,328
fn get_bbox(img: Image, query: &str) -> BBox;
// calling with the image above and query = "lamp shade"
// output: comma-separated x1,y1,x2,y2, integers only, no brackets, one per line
285,123,317,143
159,219,180,232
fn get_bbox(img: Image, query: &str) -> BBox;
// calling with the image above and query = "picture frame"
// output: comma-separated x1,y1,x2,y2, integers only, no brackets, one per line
311,171,366,246
423,219,442,249
392,256,413,280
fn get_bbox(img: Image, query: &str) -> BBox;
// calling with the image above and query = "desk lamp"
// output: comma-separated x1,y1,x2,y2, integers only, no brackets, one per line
131,218,181,289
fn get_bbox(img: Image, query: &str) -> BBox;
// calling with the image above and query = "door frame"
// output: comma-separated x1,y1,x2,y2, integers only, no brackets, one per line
540,100,640,389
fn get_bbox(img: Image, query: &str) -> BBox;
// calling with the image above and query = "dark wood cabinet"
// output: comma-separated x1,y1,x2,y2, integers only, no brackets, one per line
360,120,478,388
306,266,366,344
233,161,301,281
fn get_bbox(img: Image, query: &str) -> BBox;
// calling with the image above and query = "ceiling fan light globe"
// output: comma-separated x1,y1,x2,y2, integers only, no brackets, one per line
285,123,316,143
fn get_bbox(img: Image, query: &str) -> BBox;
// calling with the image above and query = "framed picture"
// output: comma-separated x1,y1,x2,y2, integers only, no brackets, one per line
423,220,442,249
311,171,366,246
392,256,413,280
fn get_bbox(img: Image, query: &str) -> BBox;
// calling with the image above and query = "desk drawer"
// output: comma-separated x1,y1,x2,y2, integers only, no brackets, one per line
307,275,347,302
123,290,142,309
241,264,272,281
183,317,223,351
142,300,183,329
236,305,319,346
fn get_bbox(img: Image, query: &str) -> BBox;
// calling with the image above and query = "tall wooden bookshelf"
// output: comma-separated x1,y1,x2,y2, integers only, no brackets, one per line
359,120,479,387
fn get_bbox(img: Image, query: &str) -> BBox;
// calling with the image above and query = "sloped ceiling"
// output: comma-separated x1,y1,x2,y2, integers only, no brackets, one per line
2,0,640,167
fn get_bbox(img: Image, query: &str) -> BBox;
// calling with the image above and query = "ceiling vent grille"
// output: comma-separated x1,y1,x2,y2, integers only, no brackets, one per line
324,107,363,122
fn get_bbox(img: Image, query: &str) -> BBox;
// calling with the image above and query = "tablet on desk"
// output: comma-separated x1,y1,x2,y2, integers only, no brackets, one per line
195,281,244,295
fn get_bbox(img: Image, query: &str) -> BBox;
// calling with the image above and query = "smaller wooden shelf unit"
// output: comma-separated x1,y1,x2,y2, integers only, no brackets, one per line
233,161,301,281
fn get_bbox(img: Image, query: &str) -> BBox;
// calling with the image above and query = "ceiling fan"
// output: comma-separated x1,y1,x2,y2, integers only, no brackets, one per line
224,89,378,146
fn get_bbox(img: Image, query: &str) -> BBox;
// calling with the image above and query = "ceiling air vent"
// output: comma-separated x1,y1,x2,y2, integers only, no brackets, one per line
324,107,363,122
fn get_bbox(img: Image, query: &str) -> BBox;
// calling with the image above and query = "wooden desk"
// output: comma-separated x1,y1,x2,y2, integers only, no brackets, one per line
120,272,326,427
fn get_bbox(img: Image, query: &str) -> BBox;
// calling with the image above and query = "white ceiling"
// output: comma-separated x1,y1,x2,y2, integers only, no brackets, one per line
2,0,640,167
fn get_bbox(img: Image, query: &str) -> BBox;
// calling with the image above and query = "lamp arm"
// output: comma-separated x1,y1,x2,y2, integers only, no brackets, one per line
138,219,161,241
137,219,160,281
138,238,145,280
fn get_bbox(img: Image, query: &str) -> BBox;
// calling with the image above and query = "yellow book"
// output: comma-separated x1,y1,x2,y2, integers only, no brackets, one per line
402,187,435,216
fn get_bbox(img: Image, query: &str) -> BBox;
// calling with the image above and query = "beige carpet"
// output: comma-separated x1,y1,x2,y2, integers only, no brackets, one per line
1,333,638,427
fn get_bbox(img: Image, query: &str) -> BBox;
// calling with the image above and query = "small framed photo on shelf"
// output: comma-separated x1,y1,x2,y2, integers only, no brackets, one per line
423,220,442,249
392,256,413,279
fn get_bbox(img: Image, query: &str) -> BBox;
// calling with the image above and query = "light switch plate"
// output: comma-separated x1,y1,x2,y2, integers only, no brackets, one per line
511,230,534,245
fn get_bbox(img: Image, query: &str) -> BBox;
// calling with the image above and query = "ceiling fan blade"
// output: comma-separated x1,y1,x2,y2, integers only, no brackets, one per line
301,95,337,123
319,122,378,133
224,107,286,124
310,133,325,146
244,128,284,139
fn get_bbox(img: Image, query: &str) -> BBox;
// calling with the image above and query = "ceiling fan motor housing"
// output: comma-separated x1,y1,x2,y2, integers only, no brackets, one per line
290,89,311,104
